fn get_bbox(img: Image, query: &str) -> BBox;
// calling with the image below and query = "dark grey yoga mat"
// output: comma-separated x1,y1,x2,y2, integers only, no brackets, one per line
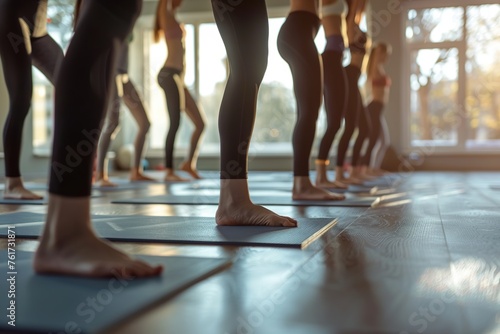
185,181,350,194
0,250,229,334
112,194,379,207
0,212,337,249
93,180,157,191
0,182,47,191
0,198,46,205
0,192,102,205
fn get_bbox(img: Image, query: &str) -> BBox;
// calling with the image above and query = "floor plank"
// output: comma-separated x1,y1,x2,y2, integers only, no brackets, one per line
1,171,499,334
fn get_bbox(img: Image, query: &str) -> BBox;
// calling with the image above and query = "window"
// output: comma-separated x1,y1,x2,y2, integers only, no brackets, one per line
144,15,330,158
404,2,500,152
32,0,75,154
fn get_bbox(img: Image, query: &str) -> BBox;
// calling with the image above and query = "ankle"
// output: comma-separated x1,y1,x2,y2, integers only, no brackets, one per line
293,176,313,191
219,179,251,205
5,177,23,190
41,194,92,245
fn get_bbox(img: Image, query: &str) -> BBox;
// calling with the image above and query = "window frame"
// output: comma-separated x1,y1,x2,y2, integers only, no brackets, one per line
401,0,500,154
137,6,301,159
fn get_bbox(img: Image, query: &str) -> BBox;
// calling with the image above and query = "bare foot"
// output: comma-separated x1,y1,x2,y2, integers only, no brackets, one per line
164,173,189,182
34,194,162,278
217,179,297,227
339,177,364,185
35,230,162,278
3,177,43,200
293,176,345,201
316,179,349,190
95,178,118,187
179,161,202,179
368,168,388,177
315,160,348,190
351,166,376,181
130,172,157,182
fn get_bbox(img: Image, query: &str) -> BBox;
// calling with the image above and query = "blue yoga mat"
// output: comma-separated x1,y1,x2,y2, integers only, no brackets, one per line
0,198,46,205
184,181,350,194
112,194,379,207
0,250,229,334
0,212,337,249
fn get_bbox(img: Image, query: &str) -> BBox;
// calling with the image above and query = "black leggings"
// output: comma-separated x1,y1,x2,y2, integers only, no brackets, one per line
212,0,268,179
0,0,63,177
49,0,141,196
277,11,321,177
317,50,347,160
336,64,361,167
361,101,384,166
351,98,371,167
158,67,183,169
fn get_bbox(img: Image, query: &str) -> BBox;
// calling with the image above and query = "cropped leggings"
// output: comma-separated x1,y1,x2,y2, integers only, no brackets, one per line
317,49,347,161
336,64,361,167
0,0,63,177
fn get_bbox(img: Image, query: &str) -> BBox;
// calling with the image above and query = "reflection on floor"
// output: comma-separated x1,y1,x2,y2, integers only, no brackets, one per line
0,171,499,334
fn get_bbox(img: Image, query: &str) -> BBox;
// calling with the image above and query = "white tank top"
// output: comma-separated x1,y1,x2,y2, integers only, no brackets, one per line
321,0,348,17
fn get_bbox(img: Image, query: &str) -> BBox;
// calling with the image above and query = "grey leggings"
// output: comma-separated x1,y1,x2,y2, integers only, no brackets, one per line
96,78,150,173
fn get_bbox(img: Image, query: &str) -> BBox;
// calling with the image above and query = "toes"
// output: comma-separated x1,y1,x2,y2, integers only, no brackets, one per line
282,216,298,227
133,260,163,277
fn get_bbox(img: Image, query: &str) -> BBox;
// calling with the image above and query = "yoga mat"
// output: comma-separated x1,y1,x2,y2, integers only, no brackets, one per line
0,198,46,205
112,194,379,207
0,182,46,191
0,212,337,249
188,181,290,192
0,211,117,225
93,181,157,191
0,250,229,334
0,192,102,205
347,185,377,194
186,182,350,195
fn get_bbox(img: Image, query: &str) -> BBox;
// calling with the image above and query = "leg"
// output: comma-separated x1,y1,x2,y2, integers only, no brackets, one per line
35,0,162,278
316,50,348,189
158,68,188,181
361,101,383,171
277,12,344,201
350,94,372,180
179,87,205,179
121,78,155,181
0,1,42,199
213,0,296,226
30,34,64,85
336,64,362,184
95,82,120,187
372,112,390,170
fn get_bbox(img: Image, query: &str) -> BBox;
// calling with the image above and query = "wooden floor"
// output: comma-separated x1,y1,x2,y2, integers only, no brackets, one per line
1,171,499,334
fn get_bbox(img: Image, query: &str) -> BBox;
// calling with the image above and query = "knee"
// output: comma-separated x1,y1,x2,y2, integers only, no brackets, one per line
195,119,205,135
168,117,180,133
233,46,268,85
103,118,119,135
138,119,151,136
327,117,341,132
254,52,268,84
10,98,31,118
